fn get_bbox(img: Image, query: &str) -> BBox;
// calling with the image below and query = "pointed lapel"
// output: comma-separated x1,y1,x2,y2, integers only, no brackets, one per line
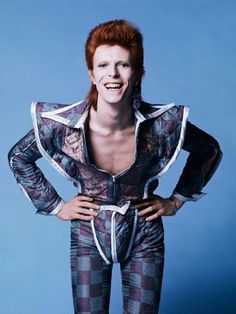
41,100,89,128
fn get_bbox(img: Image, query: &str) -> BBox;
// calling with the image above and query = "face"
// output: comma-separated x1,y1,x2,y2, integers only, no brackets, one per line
89,45,135,107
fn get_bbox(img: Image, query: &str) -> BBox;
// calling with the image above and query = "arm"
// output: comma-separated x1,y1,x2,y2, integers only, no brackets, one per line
172,121,223,202
137,121,222,220
8,129,100,219
8,129,65,215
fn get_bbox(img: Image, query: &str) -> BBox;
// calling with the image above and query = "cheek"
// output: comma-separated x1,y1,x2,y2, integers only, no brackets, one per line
89,69,99,84
125,70,135,82
93,73,105,85
126,73,135,87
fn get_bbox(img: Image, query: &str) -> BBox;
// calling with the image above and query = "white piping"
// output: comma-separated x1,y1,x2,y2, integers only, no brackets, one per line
31,102,79,185
143,106,189,198
74,106,89,129
90,203,134,264
41,113,70,125
41,100,88,128
9,139,36,169
99,201,131,215
41,100,84,125
147,103,176,119
111,212,118,263
173,191,206,202
49,199,65,215
16,182,65,216
9,135,66,215
134,107,146,123
42,101,83,115
90,218,111,265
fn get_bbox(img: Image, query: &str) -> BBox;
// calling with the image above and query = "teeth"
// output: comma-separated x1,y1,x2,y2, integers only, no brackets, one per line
105,83,122,89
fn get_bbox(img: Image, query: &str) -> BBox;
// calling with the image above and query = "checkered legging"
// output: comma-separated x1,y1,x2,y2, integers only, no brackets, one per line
70,210,164,314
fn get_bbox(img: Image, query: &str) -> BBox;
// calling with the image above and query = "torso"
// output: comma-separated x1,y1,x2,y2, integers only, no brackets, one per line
85,121,136,176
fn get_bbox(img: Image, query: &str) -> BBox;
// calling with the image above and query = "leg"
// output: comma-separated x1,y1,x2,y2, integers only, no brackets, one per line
70,222,113,314
120,217,164,314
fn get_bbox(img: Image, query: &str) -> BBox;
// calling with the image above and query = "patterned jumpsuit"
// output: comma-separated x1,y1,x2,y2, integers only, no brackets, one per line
8,100,222,313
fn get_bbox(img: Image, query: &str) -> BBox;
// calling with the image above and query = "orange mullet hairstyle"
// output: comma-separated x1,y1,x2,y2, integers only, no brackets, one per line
85,19,145,109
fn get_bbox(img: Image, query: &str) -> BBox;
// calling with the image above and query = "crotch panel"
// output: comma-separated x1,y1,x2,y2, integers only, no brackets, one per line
91,202,138,265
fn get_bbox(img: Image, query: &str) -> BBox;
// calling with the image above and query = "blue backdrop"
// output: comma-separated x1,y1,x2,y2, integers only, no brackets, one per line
1,1,235,313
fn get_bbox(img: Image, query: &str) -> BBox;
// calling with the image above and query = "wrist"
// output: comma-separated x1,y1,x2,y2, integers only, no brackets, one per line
169,195,185,213
168,197,178,215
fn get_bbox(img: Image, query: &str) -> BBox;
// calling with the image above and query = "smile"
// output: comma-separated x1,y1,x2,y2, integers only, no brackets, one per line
104,83,123,89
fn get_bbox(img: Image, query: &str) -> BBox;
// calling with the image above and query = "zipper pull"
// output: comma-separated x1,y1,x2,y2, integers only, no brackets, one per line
112,175,120,202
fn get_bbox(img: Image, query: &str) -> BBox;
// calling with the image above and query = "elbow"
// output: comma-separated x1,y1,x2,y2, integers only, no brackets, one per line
211,138,223,164
7,145,24,172
203,140,223,184
8,146,15,169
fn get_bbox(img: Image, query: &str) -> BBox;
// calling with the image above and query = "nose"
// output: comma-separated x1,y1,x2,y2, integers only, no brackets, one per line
108,64,119,78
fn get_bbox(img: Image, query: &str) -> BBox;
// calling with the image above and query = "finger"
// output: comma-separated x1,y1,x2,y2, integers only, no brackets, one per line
75,195,94,202
76,201,100,210
145,209,164,221
76,207,99,216
135,197,162,209
145,212,159,221
73,213,94,221
137,205,161,216
135,201,153,209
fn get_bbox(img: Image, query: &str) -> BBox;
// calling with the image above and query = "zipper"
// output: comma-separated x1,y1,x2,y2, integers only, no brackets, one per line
112,175,118,202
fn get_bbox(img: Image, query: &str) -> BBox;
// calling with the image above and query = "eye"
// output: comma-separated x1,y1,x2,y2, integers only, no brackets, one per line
119,62,131,68
98,63,108,68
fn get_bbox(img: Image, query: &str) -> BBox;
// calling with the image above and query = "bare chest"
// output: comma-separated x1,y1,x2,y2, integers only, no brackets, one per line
86,128,136,176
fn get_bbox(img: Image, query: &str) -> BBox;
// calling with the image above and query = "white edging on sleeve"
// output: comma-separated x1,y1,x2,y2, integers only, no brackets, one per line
173,191,207,202
48,199,66,215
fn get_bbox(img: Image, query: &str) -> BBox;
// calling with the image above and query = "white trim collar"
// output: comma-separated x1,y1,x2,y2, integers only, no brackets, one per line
37,99,177,130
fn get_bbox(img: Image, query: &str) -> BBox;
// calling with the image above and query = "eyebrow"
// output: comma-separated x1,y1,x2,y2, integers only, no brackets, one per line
96,60,131,64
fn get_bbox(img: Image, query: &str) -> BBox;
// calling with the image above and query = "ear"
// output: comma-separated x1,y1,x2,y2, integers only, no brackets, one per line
88,70,96,85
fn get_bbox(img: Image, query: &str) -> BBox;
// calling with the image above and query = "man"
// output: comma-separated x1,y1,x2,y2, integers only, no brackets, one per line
9,20,222,313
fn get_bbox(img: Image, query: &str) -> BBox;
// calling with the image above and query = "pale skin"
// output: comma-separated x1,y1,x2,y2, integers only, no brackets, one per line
57,45,184,221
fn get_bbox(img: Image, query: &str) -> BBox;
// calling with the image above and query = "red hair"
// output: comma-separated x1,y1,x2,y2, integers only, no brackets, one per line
85,19,145,109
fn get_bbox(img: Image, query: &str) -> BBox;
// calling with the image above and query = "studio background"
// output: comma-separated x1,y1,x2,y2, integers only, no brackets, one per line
1,1,235,313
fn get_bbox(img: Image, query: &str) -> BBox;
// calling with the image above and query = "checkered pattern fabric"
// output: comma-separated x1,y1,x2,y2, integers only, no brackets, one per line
120,215,164,314
70,211,164,314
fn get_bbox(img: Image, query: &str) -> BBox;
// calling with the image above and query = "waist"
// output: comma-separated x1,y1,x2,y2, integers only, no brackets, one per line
98,201,136,215
77,194,140,215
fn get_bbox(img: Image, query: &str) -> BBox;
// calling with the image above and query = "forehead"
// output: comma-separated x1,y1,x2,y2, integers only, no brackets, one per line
93,45,130,62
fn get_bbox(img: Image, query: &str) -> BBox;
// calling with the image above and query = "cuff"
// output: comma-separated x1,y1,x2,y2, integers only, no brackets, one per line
173,191,207,202
35,199,65,216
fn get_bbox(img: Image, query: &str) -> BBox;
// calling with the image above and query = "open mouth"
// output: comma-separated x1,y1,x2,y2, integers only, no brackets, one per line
104,83,123,90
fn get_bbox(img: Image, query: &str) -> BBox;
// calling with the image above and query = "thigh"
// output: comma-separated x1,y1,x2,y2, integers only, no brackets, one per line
120,217,164,314
70,221,113,314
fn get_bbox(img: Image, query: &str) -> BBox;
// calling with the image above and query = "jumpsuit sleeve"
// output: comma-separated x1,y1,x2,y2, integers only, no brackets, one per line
172,121,223,201
8,129,65,215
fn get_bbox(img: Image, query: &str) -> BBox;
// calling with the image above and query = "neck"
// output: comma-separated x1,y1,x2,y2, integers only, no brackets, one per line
89,97,135,132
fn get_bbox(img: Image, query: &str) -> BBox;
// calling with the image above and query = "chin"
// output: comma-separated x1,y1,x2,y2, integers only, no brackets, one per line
106,97,124,104
103,92,132,105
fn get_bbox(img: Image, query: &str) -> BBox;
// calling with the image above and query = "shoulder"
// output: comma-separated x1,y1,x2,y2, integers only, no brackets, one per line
30,100,88,146
31,101,69,113
138,101,189,122
31,100,87,124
